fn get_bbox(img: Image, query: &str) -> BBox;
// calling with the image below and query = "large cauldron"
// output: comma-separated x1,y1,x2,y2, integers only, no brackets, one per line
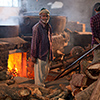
0,25,19,38
19,15,67,36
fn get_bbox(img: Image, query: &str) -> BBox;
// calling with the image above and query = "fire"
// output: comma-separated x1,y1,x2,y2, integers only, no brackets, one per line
7,52,27,77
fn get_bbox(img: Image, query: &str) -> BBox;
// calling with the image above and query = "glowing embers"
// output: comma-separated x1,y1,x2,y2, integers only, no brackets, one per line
7,52,27,77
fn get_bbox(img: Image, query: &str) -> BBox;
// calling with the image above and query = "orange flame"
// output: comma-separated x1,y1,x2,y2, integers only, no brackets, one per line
7,52,27,77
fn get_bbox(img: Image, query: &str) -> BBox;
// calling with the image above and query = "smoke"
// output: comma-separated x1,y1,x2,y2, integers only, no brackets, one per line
0,7,19,25
47,1,63,9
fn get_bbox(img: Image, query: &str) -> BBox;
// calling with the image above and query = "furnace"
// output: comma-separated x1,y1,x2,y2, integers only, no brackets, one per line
8,49,27,77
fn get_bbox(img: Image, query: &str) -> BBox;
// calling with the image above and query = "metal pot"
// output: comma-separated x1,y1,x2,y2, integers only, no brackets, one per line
0,25,19,38
19,15,67,36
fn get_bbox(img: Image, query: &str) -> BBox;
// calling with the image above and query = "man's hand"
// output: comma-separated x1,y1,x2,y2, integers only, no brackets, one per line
31,56,37,63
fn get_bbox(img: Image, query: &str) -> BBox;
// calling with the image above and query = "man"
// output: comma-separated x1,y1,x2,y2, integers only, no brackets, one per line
31,8,52,87
90,3,100,64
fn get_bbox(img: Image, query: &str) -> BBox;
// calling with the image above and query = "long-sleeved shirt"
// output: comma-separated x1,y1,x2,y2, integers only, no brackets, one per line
90,12,100,46
31,20,52,61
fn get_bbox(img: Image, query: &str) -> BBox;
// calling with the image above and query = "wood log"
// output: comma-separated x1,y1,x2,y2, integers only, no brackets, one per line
6,79,15,85
18,88,31,97
0,85,23,99
70,80,81,96
80,59,91,74
71,73,87,87
33,93,49,100
50,63,63,70
59,64,79,79
61,90,69,99
29,97,38,100
75,81,97,100
58,98,65,100
70,46,84,56
90,74,100,100
5,96,12,100
46,89,62,99
32,88,42,96
50,90,68,100
39,86,53,95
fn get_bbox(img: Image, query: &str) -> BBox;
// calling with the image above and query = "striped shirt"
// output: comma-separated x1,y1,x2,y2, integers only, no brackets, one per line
90,12,100,46
31,20,52,61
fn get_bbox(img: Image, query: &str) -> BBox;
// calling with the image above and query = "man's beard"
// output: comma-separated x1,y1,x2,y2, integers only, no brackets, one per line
41,19,49,24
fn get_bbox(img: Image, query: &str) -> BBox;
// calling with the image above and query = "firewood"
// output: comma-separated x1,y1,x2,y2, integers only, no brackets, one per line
71,73,87,87
80,59,91,74
33,93,49,100
18,88,31,97
39,86,52,95
90,74,100,100
46,89,62,99
59,64,79,79
58,98,65,100
0,66,4,71
70,80,81,96
75,81,97,100
50,63,63,70
29,97,38,100
32,88,42,96
5,96,12,100
6,79,15,85
50,91,67,100
70,46,84,56
61,90,69,99
59,83,72,97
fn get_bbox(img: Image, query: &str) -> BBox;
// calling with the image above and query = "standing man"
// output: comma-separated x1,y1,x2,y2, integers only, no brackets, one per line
31,8,52,87
90,3,100,64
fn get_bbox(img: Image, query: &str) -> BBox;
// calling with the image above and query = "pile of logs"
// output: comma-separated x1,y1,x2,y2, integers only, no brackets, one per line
0,84,69,100
0,65,72,100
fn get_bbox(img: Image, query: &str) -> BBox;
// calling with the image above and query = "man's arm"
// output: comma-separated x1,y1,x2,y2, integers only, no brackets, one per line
31,26,40,63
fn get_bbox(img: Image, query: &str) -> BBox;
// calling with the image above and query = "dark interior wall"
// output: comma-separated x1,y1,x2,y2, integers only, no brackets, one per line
21,0,100,32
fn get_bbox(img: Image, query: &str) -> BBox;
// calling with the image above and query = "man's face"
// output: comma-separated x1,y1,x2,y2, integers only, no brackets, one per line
40,13,50,24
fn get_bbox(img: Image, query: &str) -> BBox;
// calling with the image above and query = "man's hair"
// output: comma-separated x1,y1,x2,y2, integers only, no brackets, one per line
94,2,100,11
40,8,46,11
